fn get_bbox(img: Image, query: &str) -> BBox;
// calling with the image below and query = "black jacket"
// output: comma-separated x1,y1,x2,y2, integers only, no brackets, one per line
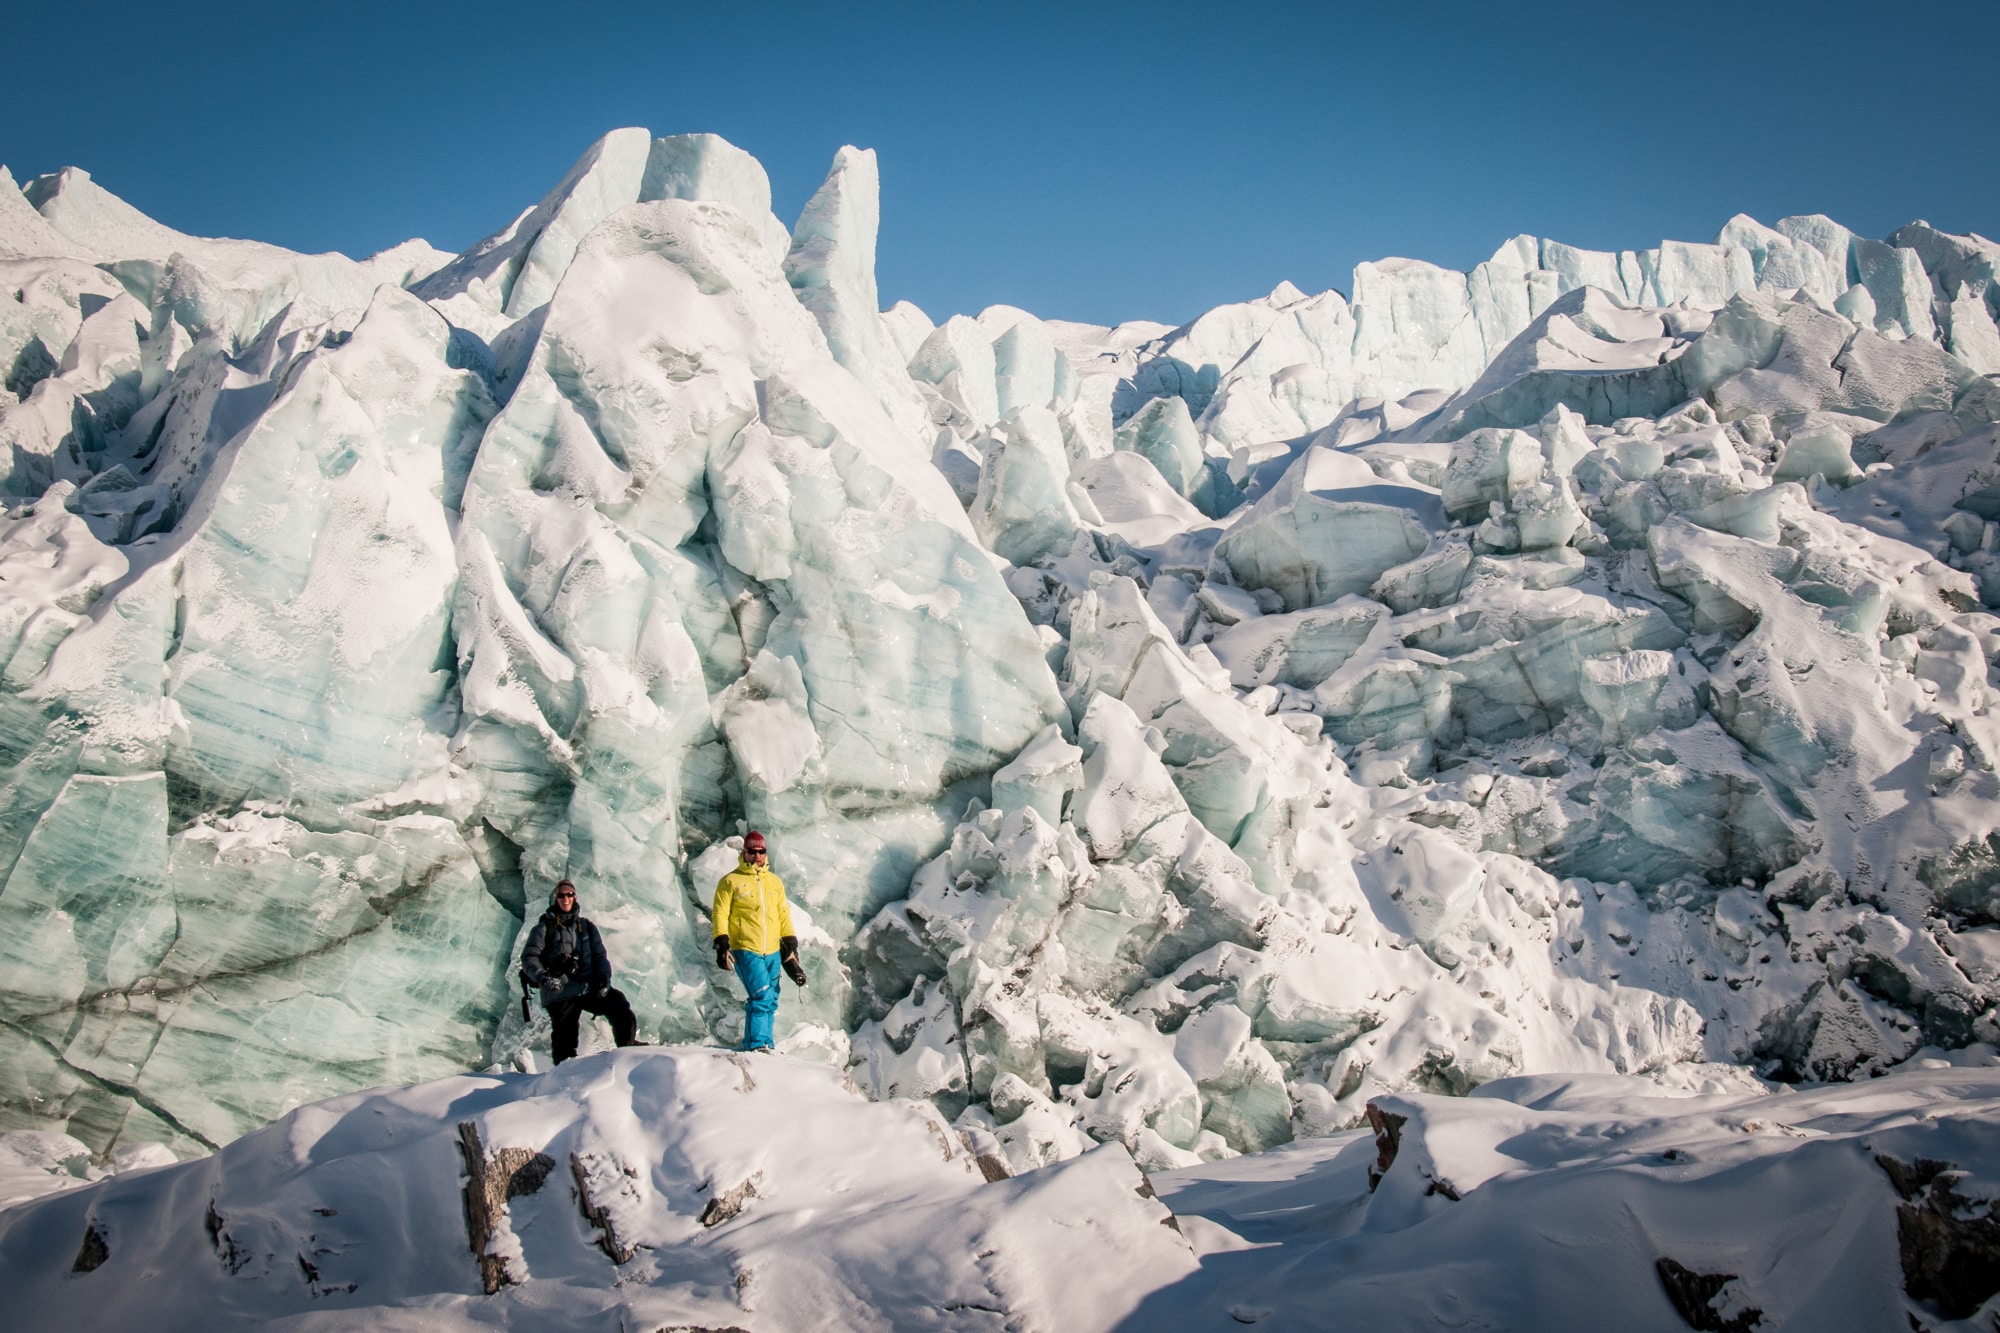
521,907,612,1006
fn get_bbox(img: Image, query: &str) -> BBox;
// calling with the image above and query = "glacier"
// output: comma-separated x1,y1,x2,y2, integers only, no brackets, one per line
0,128,1998,1221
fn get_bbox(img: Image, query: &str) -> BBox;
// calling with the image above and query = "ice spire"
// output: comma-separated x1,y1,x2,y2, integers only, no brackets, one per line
783,146,927,435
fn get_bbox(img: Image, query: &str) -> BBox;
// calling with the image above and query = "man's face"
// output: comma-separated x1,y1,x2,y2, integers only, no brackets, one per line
745,847,767,864
555,885,577,908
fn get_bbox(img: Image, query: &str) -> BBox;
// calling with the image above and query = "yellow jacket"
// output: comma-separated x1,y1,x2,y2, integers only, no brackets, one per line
712,860,796,956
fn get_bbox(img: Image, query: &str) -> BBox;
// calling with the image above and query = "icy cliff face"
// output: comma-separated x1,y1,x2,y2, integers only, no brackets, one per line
2,130,2000,1166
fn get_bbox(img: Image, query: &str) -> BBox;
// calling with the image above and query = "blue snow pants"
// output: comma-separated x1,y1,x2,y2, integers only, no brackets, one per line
732,949,782,1050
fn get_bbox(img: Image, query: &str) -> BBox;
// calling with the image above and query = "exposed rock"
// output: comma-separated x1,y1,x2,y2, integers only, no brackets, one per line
1364,1101,1405,1191
699,1173,762,1228
571,1150,641,1264
1879,1153,2000,1319
69,1221,108,1274
1655,1257,1761,1331
456,1121,555,1294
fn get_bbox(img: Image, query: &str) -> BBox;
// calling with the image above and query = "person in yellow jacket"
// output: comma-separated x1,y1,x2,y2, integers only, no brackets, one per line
712,830,807,1051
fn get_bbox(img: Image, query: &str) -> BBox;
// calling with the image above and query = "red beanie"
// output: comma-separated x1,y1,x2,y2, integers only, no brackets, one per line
743,830,767,853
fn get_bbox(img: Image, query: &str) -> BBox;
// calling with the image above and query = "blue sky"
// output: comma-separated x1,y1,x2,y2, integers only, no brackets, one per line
5,0,1995,328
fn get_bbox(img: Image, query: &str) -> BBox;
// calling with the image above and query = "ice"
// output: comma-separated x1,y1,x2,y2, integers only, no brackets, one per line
1130,233,1745,467
1075,449,1206,548
1195,293,1355,445
0,1127,108,1211
25,166,231,264
1861,236,1940,342
418,129,793,337
970,404,1083,563
21,167,447,354
1441,426,1545,518
0,780,512,1153
1772,424,1858,482
1411,288,1706,441
452,190,1065,1062
1370,538,1474,612
1510,477,1586,549
162,286,488,811
1111,213,1997,486
879,297,935,364
992,315,1061,418
1944,282,2000,374
1400,286,1999,449
515,133,661,318
908,313,1001,428
6,133,2000,1186
1352,825,1485,949
1114,393,1238,517
1071,691,1188,861
0,260,127,421
851,673,1325,1156
1210,461,1436,611
641,131,794,260
1114,383,1203,488
1892,220,2000,371
1116,291,1294,420
1194,580,1265,626
1208,597,1387,689
1578,648,1679,738
784,146,929,434
0,167,85,262
417,128,653,324
1716,213,1836,299
905,301,1096,477
0,278,522,1147
988,722,1083,830
0,139,1069,1146
1349,256,1491,395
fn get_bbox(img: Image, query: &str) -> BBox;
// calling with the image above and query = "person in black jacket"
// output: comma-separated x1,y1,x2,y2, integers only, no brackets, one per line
521,880,638,1063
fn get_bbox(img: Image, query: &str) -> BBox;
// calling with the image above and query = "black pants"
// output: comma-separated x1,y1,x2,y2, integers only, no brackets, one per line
547,987,637,1063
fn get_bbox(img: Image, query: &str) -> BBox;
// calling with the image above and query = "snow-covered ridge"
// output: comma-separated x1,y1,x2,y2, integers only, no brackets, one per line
6,1052,2000,1329
2,129,1999,1194
1150,1064,2000,1329
0,1047,1194,1330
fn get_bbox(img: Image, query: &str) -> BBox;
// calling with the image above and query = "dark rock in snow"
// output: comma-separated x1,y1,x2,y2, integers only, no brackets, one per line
1879,1153,2000,1319
1655,1257,1761,1331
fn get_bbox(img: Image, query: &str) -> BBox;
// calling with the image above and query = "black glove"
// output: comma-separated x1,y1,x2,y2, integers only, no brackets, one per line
780,936,807,988
714,936,732,970
589,984,607,1000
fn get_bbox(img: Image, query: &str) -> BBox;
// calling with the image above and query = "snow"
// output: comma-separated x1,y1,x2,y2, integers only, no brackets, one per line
3,128,2000,1325
0,1048,1196,1330
1144,1066,2000,1329
7,1052,2000,1328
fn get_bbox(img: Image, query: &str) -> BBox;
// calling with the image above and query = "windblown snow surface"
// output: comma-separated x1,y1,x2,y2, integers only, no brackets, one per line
4,129,2000,1327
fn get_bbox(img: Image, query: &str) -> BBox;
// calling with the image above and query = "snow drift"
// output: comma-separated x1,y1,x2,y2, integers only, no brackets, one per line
0,1046,1194,1330
7,1052,2000,1329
